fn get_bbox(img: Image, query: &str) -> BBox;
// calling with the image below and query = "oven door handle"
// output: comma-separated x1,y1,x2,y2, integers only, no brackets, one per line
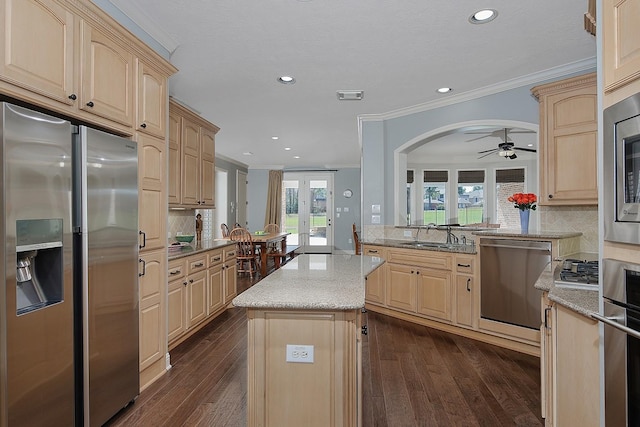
592,312,640,340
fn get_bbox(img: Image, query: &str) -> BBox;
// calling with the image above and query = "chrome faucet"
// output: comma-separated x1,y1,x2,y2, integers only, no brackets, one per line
446,226,459,244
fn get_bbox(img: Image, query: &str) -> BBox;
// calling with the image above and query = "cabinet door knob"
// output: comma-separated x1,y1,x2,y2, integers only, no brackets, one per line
140,123,147,128
548,194,553,199
361,325,368,335
183,281,187,286
86,101,94,107
68,93,77,100
189,279,194,283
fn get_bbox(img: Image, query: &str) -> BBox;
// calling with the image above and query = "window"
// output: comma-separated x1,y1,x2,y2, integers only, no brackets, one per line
457,170,485,225
495,168,525,228
423,170,448,225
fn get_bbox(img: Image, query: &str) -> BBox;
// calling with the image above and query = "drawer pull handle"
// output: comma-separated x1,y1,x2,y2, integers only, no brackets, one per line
466,278,471,292
213,256,221,261
194,262,204,267
368,250,379,254
169,270,181,275
457,263,471,268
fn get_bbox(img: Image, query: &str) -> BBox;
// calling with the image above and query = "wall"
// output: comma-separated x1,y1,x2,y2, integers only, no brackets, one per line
360,68,598,251
215,155,249,228
247,168,361,252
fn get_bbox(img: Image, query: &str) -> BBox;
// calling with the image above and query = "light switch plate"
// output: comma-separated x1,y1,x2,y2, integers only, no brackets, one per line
372,215,381,224
286,344,314,363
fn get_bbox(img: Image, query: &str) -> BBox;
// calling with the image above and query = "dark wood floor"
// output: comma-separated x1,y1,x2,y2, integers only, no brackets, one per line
107,272,543,427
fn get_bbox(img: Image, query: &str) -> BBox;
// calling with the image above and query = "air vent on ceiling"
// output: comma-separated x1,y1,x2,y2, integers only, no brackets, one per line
337,90,364,101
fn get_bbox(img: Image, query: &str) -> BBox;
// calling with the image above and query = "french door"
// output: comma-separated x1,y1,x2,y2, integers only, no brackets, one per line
283,173,333,253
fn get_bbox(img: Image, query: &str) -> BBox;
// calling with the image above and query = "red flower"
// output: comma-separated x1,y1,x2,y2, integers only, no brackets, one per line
509,193,537,211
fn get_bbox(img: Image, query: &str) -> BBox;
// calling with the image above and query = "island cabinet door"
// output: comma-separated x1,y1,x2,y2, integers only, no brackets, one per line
246,309,359,427
386,263,417,312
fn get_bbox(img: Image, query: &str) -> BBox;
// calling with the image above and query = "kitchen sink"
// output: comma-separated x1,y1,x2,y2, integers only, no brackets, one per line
402,241,460,249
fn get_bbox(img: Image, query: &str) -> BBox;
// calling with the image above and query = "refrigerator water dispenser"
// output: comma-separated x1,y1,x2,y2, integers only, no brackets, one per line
15,219,64,314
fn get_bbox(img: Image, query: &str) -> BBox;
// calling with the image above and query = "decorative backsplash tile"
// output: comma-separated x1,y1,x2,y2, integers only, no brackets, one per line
168,210,197,242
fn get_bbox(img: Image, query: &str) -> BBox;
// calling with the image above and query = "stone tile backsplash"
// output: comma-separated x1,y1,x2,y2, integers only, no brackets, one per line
168,210,197,242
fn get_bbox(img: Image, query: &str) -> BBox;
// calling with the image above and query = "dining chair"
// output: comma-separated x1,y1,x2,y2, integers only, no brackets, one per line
220,223,230,238
229,227,259,276
352,223,361,255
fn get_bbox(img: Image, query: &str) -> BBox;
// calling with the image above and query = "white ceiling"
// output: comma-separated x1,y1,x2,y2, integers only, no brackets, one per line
109,0,596,169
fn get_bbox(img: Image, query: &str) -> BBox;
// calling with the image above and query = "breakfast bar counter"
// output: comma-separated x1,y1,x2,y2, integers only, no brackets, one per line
233,254,383,427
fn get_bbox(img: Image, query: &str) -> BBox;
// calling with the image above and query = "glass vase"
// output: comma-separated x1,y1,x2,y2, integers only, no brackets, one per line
519,209,530,234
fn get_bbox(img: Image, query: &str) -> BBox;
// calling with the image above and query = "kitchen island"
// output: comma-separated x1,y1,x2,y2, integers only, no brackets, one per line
233,254,383,427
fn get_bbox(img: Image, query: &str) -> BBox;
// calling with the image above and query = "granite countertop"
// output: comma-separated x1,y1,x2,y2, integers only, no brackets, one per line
363,238,477,254
232,254,384,310
534,264,599,318
473,229,582,239
168,239,235,260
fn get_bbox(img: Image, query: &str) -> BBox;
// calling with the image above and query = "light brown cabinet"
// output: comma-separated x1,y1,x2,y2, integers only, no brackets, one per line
79,20,134,128
363,245,387,306
169,100,220,208
246,308,361,426
137,133,166,251
167,258,187,343
386,263,417,312
532,73,598,206
185,255,208,328
168,245,237,348
603,0,640,94
0,0,75,108
136,59,167,138
541,296,600,426
139,249,166,386
454,255,476,328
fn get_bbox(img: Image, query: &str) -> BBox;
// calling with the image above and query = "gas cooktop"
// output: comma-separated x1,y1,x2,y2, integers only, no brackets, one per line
554,258,599,290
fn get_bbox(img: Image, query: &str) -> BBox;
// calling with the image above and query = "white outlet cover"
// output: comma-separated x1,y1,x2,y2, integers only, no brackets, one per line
404,230,412,237
286,344,314,363
344,207,349,212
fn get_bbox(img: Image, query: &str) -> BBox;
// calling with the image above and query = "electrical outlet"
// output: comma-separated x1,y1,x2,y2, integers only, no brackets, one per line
286,344,314,363
404,230,412,237
348,238,352,243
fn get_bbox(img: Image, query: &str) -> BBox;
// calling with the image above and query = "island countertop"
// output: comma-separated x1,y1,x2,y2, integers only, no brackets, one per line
232,254,384,310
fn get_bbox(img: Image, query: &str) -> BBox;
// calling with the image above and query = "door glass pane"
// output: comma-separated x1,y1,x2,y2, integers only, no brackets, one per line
309,180,327,247
283,180,299,245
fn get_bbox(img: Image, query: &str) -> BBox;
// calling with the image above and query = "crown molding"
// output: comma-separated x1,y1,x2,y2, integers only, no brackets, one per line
108,0,180,54
358,57,597,124
215,153,249,169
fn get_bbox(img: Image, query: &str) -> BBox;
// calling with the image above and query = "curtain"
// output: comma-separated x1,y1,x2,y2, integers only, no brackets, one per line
264,170,283,227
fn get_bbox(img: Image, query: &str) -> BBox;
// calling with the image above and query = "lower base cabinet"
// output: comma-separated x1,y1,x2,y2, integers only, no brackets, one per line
541,294,600,426
245,308,361,426
168,245,237,348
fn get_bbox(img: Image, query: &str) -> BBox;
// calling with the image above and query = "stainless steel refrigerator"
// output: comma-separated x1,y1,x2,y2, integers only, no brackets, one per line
0,102,140,426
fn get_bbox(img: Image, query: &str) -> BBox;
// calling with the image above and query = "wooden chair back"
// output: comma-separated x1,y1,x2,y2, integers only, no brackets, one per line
352,223,361,255
264,223,280,234
229,227,259,275
220,223,230,238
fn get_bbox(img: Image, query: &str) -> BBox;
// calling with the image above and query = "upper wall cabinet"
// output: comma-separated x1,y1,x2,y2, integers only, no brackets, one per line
0,0,176,135
169,99,220,209
532,73,598,206
79,20,134,128
603,0,640,93
0,0,76,107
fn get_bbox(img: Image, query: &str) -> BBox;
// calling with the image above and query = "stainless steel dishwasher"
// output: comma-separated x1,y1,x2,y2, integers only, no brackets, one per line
480,238,552,329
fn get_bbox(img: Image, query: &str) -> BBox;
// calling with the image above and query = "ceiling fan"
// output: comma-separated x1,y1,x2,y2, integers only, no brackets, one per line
466,128,536,160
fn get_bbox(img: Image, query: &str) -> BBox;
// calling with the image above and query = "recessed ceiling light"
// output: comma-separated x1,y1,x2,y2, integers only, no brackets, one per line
242,151,253,156
469,9,497,24
271,136,279,140
284,147,292,151
437,87,453,93
293,155,300,159
278,75,296,84
527,143,534,147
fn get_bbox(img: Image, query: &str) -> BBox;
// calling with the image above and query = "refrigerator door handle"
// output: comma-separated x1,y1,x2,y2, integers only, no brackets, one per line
138,258,146,277
139,230,146,249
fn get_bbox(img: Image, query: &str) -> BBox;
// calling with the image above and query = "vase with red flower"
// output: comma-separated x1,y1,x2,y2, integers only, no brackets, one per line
508,192,537,234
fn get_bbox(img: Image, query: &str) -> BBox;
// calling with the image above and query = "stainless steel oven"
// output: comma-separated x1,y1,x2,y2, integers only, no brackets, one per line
594,258,640,426
604,92,640,245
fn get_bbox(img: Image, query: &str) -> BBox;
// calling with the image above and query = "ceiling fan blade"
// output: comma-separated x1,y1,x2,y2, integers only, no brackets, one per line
465,134,492,142
507,130,536,134
477,148,499,154
513,147,537,153
477,151,497,159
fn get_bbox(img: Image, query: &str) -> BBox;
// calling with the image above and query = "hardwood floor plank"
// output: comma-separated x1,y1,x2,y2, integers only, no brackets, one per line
107,275,543,426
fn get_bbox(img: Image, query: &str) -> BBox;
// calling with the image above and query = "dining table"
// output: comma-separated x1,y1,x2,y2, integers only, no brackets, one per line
251,231,290,276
